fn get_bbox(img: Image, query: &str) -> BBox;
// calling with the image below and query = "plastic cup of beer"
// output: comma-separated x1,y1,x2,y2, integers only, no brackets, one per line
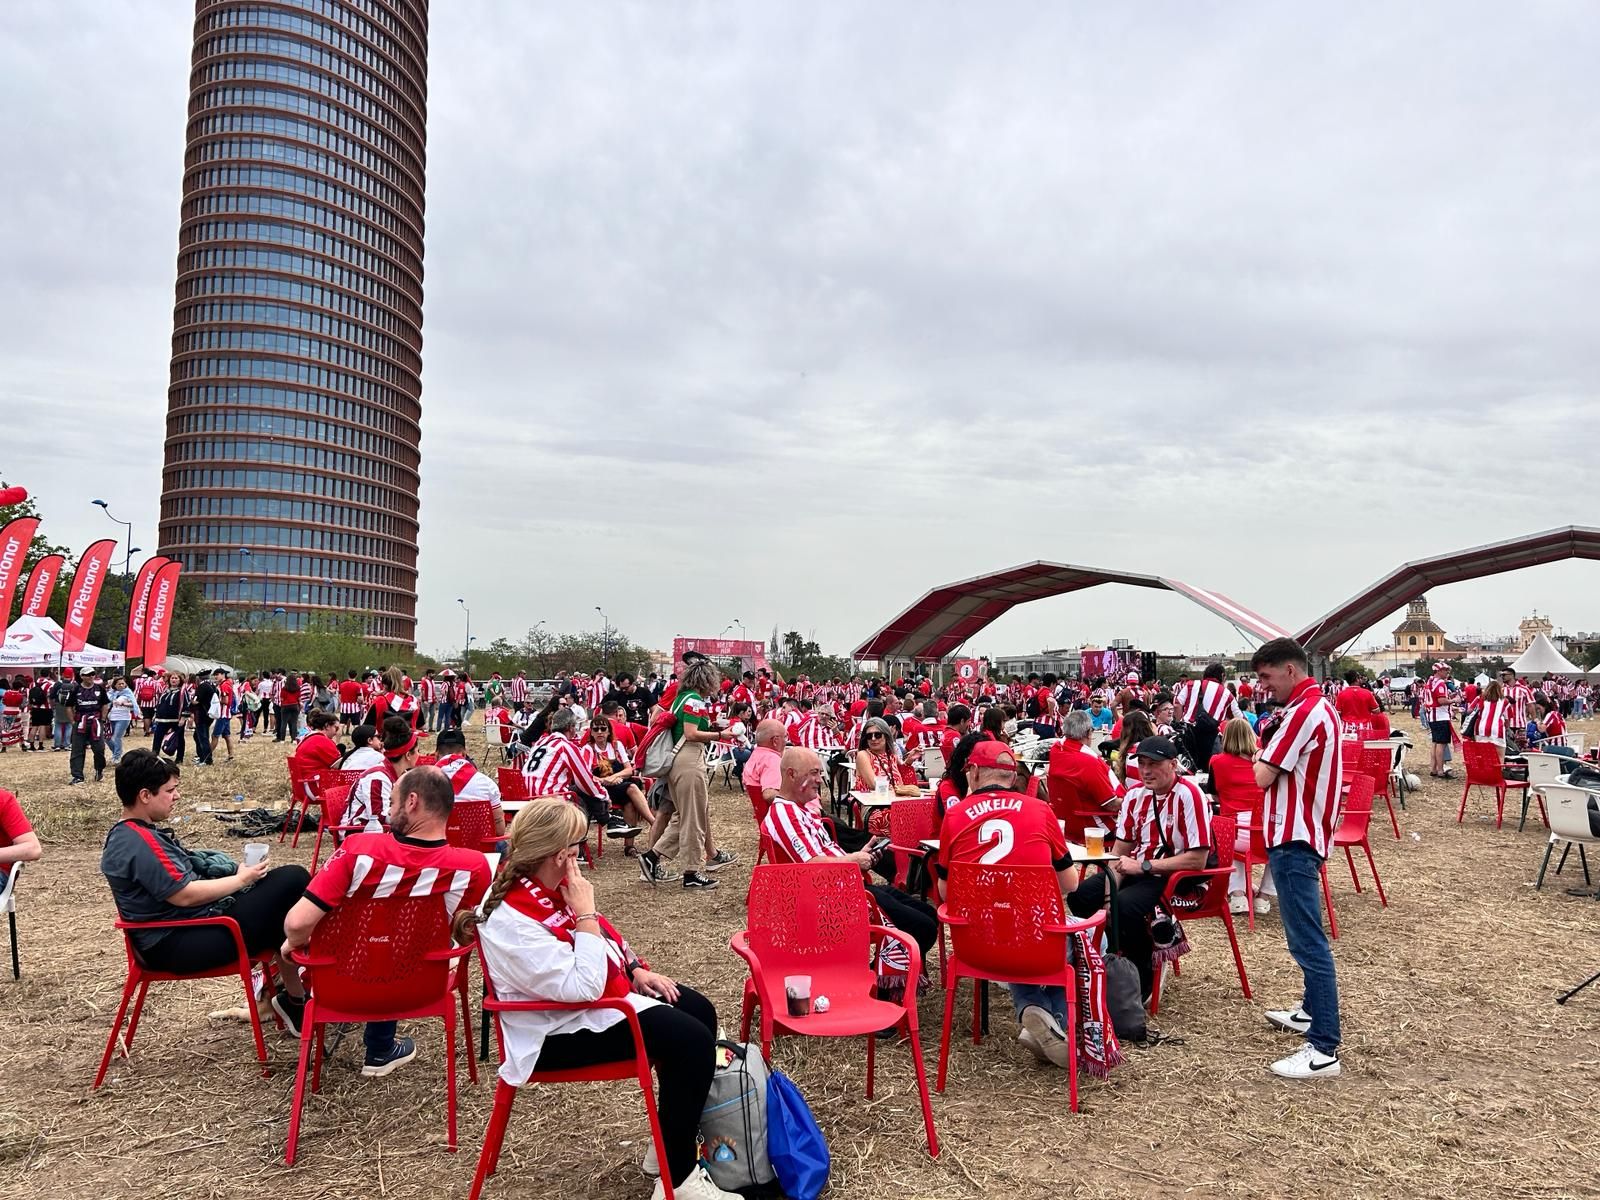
784,975,813,1017
1084,828,1106,858
243,842,269,867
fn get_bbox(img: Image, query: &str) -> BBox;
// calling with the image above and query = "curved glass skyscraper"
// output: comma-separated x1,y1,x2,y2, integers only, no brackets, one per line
157,0,429,646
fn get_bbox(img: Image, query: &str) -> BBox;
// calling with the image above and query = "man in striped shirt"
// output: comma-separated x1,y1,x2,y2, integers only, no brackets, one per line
1421,662,1455,778
1179,663,1241,769
521,709,640,838
283,766,492,1077
1499,668,1535,751
1251,637,1343,1080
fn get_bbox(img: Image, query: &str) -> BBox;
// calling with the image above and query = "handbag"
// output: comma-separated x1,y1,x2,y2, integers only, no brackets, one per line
766,1070,829,1200
1103,952,1147,1042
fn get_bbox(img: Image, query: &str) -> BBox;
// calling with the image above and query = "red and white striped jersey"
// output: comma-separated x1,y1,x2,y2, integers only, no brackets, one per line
418,676,435,702
437,753,503,810
346,761,398,832
1258,677,1343,856
582,675,608,712
1181,679,1239,725
509,675,528,703
1422,677,1452,723
304,831,491,921
760,798,841,863
1506,682,1534,728
1113,777,1211,861
1473,700,1509,742
521,732,607,803
577,738,630,778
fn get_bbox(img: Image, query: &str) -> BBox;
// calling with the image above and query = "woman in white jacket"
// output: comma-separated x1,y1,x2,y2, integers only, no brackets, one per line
453,798,736,1200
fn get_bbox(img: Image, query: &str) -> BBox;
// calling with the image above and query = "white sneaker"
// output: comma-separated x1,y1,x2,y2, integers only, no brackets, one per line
1265,1007,1312,1035
1228,893,1249,915
1254,895,1272,915
1270,1042,1341,1079
642,1139,658,1178
1018,1005,1070,1068
651,1164,742,1200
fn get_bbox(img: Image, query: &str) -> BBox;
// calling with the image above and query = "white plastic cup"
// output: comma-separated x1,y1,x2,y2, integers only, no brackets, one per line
242,842,269,867
784,974,812,1017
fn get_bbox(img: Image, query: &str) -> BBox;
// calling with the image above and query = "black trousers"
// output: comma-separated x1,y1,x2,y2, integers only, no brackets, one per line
193,720,213,765
70,729,106,780
137,865,311,973
1067,872,1166,998
867,884,938,959
533,985,716,1188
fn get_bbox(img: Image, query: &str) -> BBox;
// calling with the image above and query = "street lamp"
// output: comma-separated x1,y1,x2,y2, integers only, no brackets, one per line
734,619,746,639
458,598,471,679
595,606,610,672
92,499,135,650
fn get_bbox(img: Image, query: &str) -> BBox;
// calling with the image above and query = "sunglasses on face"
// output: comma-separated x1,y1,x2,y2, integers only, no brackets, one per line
868,732,886,739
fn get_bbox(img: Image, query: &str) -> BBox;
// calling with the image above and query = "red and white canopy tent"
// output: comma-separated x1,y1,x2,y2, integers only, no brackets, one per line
853,560,1290,666
1,614,124,670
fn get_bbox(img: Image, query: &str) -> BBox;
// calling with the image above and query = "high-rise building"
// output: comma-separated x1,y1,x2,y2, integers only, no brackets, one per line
156,0,430,646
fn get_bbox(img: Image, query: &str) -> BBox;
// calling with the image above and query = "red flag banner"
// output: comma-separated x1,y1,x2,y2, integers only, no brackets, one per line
61,539,117,653
20,553,63,618
0,517,39,627
952,657,987,684
126,555,171,659
141,561,183,670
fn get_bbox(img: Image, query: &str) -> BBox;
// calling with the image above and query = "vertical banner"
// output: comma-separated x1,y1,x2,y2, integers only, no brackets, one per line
125,555,172,658
20,553,63,618
141,561,183,670
952,657,987,684
0,517,39,628
61,539,117,653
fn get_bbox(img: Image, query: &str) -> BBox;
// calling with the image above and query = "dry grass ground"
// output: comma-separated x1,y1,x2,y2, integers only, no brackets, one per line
1,713,1597,1200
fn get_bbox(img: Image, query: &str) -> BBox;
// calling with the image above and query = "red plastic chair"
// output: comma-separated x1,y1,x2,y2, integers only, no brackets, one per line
1328,772,1386,905
745,780,770,824
94,916,278,1087
497,768,531,803
283,760,321,844
284,893,477,1165
468,949,676,1200
731,863,939,1156
447,798,503,853
934,862,1106,1112
308,768,368,870
1457,741,1530,830
1359,747,1403,839
1338,739,1363,776
1232,813,1272,932
888,797,938,891
1148,813,1252,1014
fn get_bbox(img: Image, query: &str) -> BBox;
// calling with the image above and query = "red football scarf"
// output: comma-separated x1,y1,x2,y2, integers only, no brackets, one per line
502,877,639,1000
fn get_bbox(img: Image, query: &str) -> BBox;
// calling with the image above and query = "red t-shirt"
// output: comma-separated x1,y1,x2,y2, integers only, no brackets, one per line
292,731,343,773
305,832,491,920
338,679,365,706
0,789,32,856
657,680,679,712
1334,687,1380,725
937,786,1069,879
1207,752,1264,823
1044,742,1119,823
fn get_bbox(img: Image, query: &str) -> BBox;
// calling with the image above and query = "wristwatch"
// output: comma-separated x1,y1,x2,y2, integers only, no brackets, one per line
1140,860,1154,876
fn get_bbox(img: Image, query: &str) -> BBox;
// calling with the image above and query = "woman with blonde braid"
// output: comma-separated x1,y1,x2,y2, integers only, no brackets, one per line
453,799,734,1200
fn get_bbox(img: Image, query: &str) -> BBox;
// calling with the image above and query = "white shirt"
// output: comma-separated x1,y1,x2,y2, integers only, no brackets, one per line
477,900,658,1086
341,746,384,772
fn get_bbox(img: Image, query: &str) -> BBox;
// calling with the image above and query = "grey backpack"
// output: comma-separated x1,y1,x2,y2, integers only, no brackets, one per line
700,1041,776,1190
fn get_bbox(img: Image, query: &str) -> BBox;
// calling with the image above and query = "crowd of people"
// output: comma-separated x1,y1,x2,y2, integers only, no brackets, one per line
5,639,1594,1196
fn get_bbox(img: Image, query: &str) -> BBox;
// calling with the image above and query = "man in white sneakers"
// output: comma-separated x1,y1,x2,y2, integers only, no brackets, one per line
1251,637,1344,1080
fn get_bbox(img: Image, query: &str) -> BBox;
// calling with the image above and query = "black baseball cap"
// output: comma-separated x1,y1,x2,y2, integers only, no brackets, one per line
682,650,708,664
1135,736,1180,762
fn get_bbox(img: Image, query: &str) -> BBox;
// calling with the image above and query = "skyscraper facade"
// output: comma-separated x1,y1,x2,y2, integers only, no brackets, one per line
157,0,429,646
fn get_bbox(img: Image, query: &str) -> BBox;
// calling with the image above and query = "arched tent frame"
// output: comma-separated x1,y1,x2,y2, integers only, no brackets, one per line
1295,526,1600,657
852,561,1289,663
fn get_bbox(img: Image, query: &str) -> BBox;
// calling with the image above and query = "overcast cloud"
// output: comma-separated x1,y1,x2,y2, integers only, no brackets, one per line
3,1,1598,661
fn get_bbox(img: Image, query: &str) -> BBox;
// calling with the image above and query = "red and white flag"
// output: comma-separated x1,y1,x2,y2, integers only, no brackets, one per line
126,555,172,658
61,538,117,653
20,553,63,618
0,517,39,627
142,561,183,669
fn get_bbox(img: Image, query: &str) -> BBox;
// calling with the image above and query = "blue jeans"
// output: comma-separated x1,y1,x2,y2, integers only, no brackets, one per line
53,718,71,749
108,719,130,760
1009,983,1067,1026
1268,841,1341,1055
364,1020,398,1059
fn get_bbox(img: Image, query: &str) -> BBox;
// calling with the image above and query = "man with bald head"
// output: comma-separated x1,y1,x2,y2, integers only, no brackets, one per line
744,720,789,812
760,747,937,957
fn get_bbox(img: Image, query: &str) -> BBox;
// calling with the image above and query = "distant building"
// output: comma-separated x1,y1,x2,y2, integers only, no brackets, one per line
1517,612,1554,651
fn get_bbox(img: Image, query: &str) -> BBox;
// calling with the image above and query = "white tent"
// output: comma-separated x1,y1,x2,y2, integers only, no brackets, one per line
0,614,124,670
1509,633,1584,677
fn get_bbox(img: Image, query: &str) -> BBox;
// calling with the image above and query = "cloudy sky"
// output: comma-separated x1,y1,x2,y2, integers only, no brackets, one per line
4,2,1598,662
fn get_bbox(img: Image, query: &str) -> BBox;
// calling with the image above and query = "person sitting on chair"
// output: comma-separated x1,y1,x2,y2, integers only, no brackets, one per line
580,716,652,856
1045,709,1121,834
936,738,1081,1067
282,766,492,1078
0,786,43,877
101,751,310,1033
434,727,508,841
744,720,788,813
454,797,741,1200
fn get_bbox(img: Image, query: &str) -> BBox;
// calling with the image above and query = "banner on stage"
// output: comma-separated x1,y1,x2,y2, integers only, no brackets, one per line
952,657,987,683
673,637,769,670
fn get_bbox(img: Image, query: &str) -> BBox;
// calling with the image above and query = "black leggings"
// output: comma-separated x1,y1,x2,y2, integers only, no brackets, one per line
867,885,938,960
533,985,716,1188
137,865,311,973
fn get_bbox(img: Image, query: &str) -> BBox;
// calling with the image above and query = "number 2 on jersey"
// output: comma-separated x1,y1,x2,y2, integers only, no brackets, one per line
977,818,1014,864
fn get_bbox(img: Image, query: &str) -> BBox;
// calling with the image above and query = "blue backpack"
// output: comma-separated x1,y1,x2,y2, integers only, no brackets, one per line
766,1070,829,1200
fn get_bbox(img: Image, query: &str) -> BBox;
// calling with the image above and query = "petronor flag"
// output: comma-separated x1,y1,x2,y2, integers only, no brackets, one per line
62,539,117,653
126,556,173,658
20,553,63,618
0,517,39,627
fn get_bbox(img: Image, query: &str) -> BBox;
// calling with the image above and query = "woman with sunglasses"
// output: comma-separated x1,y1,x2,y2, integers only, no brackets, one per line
581,716,652,856
456,798,738,1200
854,716,921,835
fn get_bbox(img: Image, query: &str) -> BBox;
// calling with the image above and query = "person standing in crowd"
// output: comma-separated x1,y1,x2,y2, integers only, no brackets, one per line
150,670,187,763
1250,637,1344,1080
134,669,161,734
239,675,262,739
1421,662,1455,779
275,669,301,743
101,751,310,1032
27,673,52,751
337,669,365,732
189,671,217,767
211,669,237,763
418,668,437,732
282,766,491,1077
51,671,75,752
1500,667,1535,753
646,658,736,891
68,667,111,785
105,675,137,765
1333,670,1381,738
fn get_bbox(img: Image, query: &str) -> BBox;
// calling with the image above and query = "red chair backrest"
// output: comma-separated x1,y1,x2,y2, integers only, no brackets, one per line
1334,773,1375,839
1359,747,1392,798
320,785,353,826
1165,812,1238,920
318,768,366,794
447,798,497,851
744,863,872,976
888,797,938,848
746,781,770,823
1462,741,1505,786
943,861,1069,978
1339,740,1363,773
305,892,453,1016
498,768,531,801
415,753,438,767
